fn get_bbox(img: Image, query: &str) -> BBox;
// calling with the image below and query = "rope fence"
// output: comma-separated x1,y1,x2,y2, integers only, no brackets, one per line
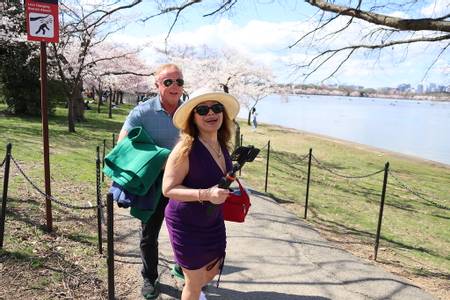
312,154,385,179
388,170,450,211
259,141,269,151
269,150,309,166
10,155,101,210
1,134,116,218
290,153,310,165
240,136,449,261
0,155,5,168
1,134,116,256
253,138,448,211
1,138,117,298
2,133,448,295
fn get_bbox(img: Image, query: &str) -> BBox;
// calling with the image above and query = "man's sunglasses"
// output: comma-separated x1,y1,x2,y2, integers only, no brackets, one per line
194,103,225,116
162,78,184,87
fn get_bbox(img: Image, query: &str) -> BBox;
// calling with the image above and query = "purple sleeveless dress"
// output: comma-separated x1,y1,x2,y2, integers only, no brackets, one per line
165,138,232,270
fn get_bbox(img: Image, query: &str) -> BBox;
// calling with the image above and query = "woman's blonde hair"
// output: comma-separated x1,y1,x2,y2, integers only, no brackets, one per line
174,109,234,163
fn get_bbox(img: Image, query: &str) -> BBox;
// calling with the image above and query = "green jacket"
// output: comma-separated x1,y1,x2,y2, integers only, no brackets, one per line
103,126,171,196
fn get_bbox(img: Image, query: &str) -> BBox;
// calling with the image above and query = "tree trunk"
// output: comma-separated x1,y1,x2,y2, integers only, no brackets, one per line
73,81,85,122
67,98,75,132
248,105,256,125
234,120,240,151
108,87,112,118
115,90,119,105
97,83,103,113
119,91,123,104
91,86,96,100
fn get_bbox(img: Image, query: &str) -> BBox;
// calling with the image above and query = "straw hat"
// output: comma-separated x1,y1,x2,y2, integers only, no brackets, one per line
173,88,240,129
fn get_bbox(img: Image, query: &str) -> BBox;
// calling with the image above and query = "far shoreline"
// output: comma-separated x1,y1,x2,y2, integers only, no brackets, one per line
251,120,450,170
288,91,450,102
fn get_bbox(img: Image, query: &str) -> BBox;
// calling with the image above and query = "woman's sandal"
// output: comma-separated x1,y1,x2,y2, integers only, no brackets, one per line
171,263,185,280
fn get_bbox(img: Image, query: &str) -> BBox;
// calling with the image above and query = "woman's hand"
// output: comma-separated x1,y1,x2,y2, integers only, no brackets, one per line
203,186,229,204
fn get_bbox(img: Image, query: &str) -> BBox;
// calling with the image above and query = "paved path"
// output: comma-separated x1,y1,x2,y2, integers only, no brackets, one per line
113,192,436,300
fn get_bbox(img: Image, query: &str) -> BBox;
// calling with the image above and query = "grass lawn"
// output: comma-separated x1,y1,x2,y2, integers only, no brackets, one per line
0,102,449,298
0,103,128,299
237,122,450,298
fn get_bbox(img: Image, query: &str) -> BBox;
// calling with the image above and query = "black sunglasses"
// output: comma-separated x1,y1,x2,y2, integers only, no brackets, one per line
162,78,184,87
194,103,225,116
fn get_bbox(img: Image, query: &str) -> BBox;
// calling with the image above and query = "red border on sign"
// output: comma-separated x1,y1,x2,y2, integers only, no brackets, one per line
26,0,59,43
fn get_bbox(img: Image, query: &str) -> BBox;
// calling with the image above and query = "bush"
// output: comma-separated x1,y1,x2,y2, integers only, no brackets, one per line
48,79,68,105
0,43,57,115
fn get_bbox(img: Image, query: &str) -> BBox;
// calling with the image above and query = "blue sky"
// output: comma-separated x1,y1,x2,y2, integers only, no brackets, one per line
111,0,449,89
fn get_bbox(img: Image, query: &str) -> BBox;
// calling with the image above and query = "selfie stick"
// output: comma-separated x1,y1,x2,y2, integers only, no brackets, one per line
218,165,239,189
217,145,260,189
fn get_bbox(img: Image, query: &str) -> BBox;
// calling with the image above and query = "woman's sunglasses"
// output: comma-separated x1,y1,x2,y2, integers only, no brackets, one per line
162,78,184,87
194,103,225,116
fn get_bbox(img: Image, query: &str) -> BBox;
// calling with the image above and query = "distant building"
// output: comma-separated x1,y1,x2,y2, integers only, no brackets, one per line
427,83,437,93
416,84,423,94
397,83,411,93
438,85,446,92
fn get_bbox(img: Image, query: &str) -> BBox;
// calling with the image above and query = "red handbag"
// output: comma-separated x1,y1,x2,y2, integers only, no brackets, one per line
223,178,251,223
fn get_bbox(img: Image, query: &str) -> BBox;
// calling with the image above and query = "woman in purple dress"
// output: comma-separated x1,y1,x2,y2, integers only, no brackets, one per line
162,88,240,300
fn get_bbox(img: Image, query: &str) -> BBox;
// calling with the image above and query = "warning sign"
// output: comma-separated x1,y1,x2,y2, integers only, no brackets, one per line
25,0,59,43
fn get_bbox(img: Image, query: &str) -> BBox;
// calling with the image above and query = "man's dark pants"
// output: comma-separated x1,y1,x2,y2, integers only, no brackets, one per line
140,195,169,283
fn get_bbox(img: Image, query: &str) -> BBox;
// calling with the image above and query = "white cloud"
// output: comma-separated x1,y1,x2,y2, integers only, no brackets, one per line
170,18,306,53
108,15,448,88
78,0,107,8
421,0,450,17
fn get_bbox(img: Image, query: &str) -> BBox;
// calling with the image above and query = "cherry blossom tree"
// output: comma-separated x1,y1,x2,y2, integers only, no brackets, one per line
155,44,280,145
48,0,142,132
157,45,277,100
84,46,152,115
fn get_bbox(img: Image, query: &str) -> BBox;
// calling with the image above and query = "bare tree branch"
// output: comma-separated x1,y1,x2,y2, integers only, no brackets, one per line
298,34,450,81
83,0,143,32
87,53,133,67
139,0,202,52
305,0,450,32
422,42,450,81
203,0,238,17
289,13,341,48
140,0,201,22
319,48,356,82
100,71,154,77
117,0,449,83
321,0,362,39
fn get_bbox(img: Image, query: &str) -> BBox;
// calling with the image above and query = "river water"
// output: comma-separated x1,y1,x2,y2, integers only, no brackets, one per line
238,95,450,166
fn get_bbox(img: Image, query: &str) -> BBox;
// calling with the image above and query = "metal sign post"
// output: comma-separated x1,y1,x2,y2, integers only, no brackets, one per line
40,41,52,231
25,0,59,232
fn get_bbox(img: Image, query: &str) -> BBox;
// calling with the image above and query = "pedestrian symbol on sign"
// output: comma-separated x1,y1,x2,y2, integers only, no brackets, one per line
29,13,54,38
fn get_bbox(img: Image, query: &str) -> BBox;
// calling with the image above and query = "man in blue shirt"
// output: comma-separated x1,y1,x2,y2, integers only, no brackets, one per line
118,63,184,299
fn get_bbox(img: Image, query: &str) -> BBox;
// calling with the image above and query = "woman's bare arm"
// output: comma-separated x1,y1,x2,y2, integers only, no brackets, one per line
162,143,229,204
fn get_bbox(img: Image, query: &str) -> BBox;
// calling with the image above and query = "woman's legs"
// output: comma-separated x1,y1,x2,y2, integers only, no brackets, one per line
181,257,223,300
181,268,203,300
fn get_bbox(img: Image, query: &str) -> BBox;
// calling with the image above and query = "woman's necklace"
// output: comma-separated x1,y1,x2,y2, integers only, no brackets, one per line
199,137,222,159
